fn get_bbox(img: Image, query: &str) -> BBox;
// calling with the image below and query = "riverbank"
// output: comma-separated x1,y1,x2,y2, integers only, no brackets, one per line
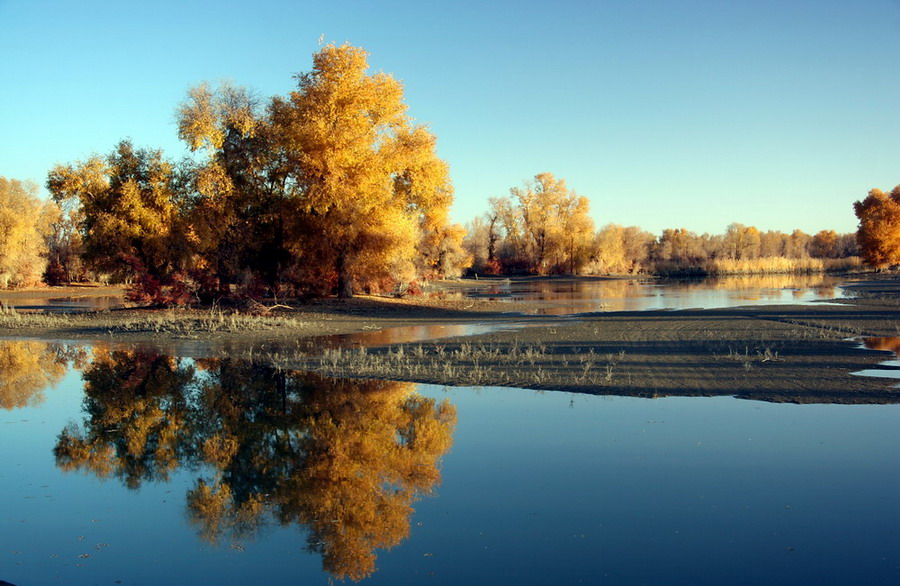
1,276,899,403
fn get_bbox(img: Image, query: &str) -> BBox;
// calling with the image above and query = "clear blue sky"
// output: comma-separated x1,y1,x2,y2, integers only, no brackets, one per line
2,0,899,235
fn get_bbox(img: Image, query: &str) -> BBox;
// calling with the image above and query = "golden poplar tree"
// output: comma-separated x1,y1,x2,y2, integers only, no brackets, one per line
810,230,838,258
47,142,191,300
54,349,195,488
176,44,458,297
854,187,900,268
0,177,56,288
507,173,594,274
272,43,455,297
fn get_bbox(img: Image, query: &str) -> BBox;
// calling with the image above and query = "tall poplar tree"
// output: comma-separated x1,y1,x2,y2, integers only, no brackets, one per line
272,43,454,297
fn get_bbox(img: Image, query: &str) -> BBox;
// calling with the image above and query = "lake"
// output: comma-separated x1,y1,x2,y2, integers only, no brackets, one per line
450,274,849,314
1,341,898,585
0,274,848,316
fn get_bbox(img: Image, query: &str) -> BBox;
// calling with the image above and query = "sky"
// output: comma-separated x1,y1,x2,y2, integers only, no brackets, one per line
2,0,900,235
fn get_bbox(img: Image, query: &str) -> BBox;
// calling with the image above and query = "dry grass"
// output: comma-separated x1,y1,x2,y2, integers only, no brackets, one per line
655,256,863,276
0,305,309,337
703,256,862,275
109,307,309,336
298,340,633,389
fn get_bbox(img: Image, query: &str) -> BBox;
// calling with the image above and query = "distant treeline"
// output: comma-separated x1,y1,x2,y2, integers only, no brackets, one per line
462,174,860,277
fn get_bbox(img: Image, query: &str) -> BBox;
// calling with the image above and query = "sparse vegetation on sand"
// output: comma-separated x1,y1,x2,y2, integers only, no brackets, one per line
2,276,900,403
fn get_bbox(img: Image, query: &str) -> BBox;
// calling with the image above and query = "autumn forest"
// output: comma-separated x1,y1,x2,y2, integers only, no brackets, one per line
1,43,897,302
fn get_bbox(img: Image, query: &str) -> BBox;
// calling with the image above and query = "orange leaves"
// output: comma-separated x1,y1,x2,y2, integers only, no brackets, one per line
50,43,455,298
47,141,189,294
854,187,900,268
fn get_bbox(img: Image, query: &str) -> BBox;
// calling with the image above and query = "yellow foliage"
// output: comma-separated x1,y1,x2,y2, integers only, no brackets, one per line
276,43,454,295
0,340,67,409
501,173,594,274
177,82,257,153
0,177,54,288
56,350,456,581
591,224,645,274
47,142,188,283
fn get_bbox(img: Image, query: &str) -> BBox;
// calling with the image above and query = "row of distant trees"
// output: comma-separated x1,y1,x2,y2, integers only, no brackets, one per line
462,173,861,277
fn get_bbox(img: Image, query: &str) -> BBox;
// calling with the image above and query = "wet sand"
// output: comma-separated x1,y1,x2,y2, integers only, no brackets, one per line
2,276,899,403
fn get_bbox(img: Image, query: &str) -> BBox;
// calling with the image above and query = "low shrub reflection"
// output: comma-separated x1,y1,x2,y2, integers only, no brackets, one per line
862,337,900,356
54,350,457,581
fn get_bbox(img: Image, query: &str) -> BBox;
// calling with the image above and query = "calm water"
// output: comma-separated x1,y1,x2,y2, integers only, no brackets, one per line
1,342,898,585
452,274,848,314
0,274,848,316
0,295,123,313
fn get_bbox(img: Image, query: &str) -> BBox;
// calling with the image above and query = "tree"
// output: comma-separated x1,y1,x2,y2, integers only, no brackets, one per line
417,222,470,280
272,43,455,297
854,187,900,268
722,223,762,260
784,229,811,259
654,228,705,265
555,189,594,273
54,349,195,488
810,230,838,259
177,44,457,298
47,141,192,302
592,224,653,274
490,174,594,274
0,177,55,288
55,350,456,582
43,195,86,285
177,81,291,295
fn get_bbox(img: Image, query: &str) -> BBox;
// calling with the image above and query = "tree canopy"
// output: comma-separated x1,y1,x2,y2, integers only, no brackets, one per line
48,43,463,302
0,177,56,288
485,173,594,275
854,187,900,268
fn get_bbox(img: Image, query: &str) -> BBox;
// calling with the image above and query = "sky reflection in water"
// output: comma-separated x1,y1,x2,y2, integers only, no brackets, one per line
0,341,898,585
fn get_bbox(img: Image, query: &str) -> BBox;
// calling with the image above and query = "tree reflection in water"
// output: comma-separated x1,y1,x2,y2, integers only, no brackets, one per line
863,337,900,356
0,340,84,410
54,349,457,582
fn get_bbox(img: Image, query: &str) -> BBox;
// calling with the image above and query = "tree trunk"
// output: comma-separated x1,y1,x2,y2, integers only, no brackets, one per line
336,251,353,299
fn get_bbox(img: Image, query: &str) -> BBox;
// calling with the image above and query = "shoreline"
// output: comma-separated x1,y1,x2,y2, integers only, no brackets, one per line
2,276,899,404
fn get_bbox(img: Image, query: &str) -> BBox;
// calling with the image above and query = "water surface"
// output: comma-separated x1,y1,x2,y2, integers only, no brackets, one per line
450,274,848,314
1,341,898,584
0,295,123,313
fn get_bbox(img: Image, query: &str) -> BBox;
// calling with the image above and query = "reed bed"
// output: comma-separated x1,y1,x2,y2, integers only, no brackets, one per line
655,256,863,277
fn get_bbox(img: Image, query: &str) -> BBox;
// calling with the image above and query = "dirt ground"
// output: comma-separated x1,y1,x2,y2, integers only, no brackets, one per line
2,276,899,403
